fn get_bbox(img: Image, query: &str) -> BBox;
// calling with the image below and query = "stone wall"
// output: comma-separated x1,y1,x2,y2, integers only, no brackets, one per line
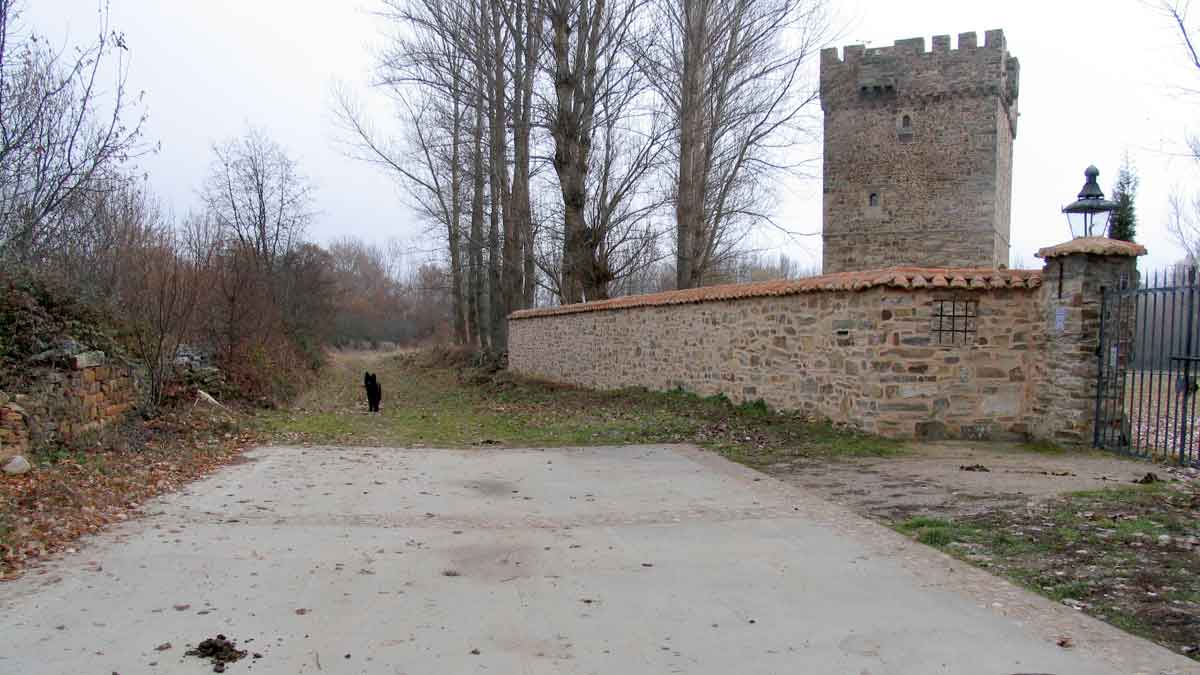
0,393,29,463
0,351,139,462
511,269,1045,440
820,30,1019,273
509,240,1145,443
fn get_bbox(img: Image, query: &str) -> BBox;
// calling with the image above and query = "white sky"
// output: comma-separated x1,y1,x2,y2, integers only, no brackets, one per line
32,0,1200,274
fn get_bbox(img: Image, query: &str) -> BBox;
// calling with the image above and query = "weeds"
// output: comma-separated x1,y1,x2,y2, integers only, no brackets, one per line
894,483,1200,660
259,352,906,462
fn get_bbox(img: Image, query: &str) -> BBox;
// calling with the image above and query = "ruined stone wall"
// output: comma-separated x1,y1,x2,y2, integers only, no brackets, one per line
0,351,139,462
820,30,1019,273
0,393,29,463
510,275,1046,440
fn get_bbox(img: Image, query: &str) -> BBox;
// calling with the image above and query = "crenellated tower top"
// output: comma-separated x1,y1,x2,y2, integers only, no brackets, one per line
820,30,1019,135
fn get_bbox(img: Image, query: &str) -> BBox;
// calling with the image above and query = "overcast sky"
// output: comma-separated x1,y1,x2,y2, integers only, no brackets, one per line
32,0,1200,274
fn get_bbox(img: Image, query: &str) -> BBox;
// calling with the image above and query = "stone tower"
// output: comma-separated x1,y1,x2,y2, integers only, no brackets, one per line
820,30,1019,273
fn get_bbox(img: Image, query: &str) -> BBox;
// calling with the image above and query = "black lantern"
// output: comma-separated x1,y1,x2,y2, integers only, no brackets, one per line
1062,165,1118,238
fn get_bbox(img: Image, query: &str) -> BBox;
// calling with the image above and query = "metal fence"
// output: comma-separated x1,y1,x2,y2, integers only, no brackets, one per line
1095,266,1199,465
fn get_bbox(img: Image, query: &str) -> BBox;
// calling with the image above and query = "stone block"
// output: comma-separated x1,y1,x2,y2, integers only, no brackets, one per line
72,351,107,369
915,421,947,440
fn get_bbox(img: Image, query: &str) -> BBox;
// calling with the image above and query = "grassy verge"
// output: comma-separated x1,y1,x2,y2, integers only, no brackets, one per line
256,350,905,464
895,483,1200,659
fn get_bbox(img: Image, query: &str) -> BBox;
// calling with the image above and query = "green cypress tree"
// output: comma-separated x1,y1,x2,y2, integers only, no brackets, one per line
1110,154,1138,242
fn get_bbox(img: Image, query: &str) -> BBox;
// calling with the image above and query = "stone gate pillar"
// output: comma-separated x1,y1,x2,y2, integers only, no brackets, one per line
1033,237,1146,445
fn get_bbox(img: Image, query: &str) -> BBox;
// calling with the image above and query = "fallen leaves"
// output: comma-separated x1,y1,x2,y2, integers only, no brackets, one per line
1,406,258,579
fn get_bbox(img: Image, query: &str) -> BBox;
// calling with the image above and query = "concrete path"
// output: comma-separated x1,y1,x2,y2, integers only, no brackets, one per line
0,445,1194,674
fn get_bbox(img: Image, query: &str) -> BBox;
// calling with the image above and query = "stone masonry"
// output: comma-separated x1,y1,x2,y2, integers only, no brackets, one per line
1033,238,1143,445
508,239,1145,443
0,351,139,463
0,392,30,464
820,30,1020,273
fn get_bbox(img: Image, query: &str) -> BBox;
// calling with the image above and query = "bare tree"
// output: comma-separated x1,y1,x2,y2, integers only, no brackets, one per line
334,0,477,345
51,173,159,306
334,88,471,343
465,10,490,350
475,0,539,350
1163,1,1200,72
540,0,665,302
535,99,668,300
0,0,149,262
1169,192,1200,265
200,127,314,274
1161,1,1200,263
121,227,202,407
639,0,830,289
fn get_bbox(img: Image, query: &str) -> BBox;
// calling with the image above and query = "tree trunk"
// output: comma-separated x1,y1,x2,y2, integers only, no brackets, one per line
675,0,708,290
548,0,609,303
511,0,538,311
448,77,468,345
487,0,509,355
469,70,487,350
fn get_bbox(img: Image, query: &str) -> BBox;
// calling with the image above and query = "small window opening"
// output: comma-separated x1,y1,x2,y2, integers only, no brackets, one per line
930,299,978,345
868,193,880,207
902,115,911,129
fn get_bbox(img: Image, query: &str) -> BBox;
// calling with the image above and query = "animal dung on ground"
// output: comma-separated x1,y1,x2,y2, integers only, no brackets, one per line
184,634,248,671
959,464,990,472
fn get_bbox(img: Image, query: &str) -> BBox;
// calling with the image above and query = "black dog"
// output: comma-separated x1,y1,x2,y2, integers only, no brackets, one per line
364,372,382,413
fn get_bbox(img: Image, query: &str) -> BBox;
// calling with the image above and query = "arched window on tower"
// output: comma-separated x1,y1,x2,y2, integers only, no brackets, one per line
898,114,914,142
902,115,912,129
868,192,880,208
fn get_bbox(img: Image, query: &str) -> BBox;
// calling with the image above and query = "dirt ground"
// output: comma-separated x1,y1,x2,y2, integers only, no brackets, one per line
771,441,1184,521
769,441,1200,659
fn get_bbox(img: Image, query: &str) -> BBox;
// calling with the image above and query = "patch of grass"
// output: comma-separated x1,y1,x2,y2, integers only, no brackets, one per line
735,398,771,417
1112,516,1169,538
257,351,906,462
704,392,732,406
1044,579,1091,601
31,446,90,467
895,482,1200,661
895,516,984,548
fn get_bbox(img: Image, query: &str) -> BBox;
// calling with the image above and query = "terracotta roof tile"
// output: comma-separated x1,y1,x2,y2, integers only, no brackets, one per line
510,266,1044,320
1035,236,1146,259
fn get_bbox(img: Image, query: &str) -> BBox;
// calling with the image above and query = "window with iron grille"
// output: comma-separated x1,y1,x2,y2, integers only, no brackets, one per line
930,299,977,345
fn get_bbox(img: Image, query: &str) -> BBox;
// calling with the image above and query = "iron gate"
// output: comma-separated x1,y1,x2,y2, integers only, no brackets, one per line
1094,267,1199,465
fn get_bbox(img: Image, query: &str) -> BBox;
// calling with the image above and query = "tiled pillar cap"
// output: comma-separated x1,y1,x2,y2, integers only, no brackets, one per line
1035,237,1147,260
